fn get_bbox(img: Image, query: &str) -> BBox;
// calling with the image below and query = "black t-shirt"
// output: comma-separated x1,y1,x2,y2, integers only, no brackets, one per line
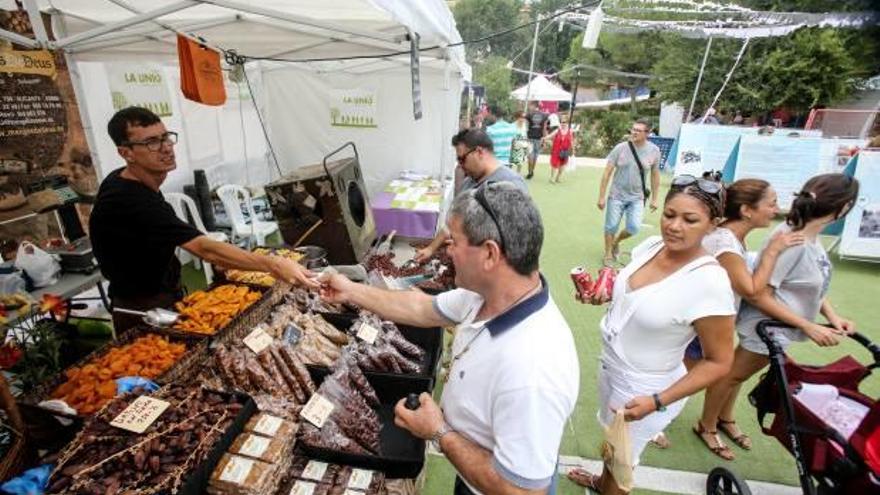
90,168,202,299
526,111,548,139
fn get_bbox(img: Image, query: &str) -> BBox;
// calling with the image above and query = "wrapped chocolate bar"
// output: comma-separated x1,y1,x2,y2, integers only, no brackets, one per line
244,413,298,439
228,432,288,464
335,467,384,495
208,454,274,495
287,479,333,495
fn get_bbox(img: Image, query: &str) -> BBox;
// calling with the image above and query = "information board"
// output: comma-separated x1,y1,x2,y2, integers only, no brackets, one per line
647,136,675,170
670,124,758,177
732,135,825,211
839,150,880,262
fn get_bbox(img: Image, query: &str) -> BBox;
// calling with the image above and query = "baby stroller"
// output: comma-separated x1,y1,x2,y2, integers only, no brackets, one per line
732,319,880,494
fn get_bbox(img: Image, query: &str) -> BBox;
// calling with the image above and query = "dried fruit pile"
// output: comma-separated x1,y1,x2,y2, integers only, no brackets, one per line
47,386,245,494
51,334,186,415
174,285,262,335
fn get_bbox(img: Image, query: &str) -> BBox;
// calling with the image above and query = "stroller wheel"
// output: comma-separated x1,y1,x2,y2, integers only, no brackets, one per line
706,467,752,495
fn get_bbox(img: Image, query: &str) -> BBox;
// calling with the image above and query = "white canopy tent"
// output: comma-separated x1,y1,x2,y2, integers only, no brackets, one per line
0,0,470,197
511,75,572,102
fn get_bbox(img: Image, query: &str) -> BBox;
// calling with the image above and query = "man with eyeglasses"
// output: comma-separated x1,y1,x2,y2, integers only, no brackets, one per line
597,118,661,267
90,107,317,332
320,182,579,495
414,129,526,263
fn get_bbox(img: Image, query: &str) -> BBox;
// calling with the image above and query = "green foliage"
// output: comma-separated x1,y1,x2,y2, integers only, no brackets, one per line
573,101,660,157
452,0,528,62
11,319,64,393
473,55,518,116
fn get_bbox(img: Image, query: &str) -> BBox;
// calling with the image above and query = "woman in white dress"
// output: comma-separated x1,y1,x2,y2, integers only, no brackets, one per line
699,173,860,461
568,175,737,494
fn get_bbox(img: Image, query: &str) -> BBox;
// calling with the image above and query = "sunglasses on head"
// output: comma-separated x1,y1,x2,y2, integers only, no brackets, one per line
671,174,723,196
474,182,507,253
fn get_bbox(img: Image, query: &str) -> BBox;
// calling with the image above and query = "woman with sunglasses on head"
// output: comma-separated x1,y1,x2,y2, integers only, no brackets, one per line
568,176,737,494
698,173,860,460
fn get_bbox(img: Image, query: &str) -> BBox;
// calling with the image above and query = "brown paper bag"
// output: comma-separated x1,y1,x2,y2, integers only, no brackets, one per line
177,35,226,106
601,410,634,491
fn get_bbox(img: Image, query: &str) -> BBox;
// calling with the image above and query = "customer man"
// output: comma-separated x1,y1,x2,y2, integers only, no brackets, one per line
321,182,579,495
414,129,526,262
91,107,316,332
525,101,549,179
484,107,518,167
597,118,661,267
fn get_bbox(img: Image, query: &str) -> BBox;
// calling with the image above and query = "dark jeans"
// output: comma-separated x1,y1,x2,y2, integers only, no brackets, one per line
110,290,181,334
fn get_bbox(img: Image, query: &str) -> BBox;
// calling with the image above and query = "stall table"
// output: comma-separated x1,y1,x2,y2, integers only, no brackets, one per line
372,178,454,239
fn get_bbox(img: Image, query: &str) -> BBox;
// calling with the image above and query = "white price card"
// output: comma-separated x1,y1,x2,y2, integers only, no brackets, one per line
252,414,283,436
243,326,273,354
219,455,255,484
356,322,380,344
301,460,329,481
300,393,335,428
110,396,171,434
347,469,374,490
290,480,317,495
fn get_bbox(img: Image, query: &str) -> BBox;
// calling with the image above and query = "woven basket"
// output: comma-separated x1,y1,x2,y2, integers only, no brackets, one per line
0,373,30,481
211,281,286,345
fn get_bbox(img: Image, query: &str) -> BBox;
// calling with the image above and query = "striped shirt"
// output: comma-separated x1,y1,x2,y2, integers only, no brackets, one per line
486,120,518,166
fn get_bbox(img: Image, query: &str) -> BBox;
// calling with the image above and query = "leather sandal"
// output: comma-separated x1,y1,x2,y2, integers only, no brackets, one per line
718,418,753,450
693,422,735,461
567,468,602,492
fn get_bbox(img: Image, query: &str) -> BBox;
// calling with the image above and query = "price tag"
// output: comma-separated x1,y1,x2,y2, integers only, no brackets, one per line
300,393,334,428
237,434,271,459
303,194,317,209
110,396,170,434
252,414,283,436
289,480,316,495
344,490,364,495
301,460,328,481
347,469,374,490
356,322,380,344
219,455,255,484
243,326,273,354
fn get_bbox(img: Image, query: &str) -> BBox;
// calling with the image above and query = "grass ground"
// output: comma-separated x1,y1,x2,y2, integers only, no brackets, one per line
421,160,880,494
183,161,880,494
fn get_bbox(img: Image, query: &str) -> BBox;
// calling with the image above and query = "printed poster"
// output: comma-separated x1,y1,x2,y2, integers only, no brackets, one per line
733,135,824,211
106,63,173,117
330,89,378,129
840,150,880,261
672,123,758,177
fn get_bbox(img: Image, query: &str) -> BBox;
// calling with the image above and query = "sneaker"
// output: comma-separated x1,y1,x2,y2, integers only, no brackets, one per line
526,173,534,180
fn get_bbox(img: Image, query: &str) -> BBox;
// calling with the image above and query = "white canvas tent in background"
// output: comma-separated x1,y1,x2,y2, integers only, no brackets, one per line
0,0,470,197
510,75,572,102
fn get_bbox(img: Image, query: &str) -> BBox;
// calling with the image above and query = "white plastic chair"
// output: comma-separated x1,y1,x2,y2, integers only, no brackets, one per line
215,184,278,248
164,192,229,284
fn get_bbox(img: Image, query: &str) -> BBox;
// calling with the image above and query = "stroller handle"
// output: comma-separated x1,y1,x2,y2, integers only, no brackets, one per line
756,319,880,368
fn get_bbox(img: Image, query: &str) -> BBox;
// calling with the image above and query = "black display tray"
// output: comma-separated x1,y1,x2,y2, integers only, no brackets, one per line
308,317,443,392
178,391,257,495
300,371,427,479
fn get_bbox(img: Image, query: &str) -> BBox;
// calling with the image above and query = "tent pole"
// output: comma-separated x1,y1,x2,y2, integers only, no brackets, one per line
523,19,540,111
0,28,40,48
22,0,49,44
55,0,197,49
568,69,580,124
700,37,749,124
687,36,712,123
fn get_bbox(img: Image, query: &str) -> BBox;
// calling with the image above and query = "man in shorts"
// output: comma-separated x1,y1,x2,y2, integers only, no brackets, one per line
597,118,661,266
525,101,548,180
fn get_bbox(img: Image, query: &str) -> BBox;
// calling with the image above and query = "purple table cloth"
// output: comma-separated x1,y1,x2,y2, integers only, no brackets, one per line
372,191,440,239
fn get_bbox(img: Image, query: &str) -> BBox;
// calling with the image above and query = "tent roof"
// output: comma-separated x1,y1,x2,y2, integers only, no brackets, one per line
0,0,470,78
511,75,571,102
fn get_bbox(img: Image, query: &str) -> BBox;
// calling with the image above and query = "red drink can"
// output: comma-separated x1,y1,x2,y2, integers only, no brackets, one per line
570,266,595,300
593,267,617,301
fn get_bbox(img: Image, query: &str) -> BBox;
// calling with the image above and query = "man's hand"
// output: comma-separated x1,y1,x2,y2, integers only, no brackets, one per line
620,395,656,421
318,273,359,305
393,393,444,440
413,246,435,264
803,323,841,347
597,197,606,211
828,316,856,335
271,257,319,288
649,199,658,212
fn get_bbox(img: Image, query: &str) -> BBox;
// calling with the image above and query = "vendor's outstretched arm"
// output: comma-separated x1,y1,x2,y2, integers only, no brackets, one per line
181,236,317,287
414,230,449,263
320,273,450,328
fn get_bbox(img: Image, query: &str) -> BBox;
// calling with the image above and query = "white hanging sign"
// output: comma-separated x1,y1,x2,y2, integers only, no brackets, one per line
106,63,173,117
330,89,378,129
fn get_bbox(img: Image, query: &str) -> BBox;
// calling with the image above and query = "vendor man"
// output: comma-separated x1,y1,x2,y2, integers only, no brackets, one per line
91,107,316,331
321,182,579,495
414,128,526,262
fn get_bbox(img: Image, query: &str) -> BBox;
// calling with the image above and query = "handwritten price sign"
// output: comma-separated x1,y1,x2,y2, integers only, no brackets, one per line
110,396,170,434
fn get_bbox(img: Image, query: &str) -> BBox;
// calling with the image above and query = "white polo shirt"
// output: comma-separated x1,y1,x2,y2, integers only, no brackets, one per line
433,275,580,493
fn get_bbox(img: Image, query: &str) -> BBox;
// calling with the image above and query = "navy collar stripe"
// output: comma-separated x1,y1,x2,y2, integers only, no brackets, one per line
485,274,550,336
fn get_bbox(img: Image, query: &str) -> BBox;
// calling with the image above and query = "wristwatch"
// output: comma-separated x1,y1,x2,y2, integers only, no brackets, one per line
430,423,454,453
652,393,666,412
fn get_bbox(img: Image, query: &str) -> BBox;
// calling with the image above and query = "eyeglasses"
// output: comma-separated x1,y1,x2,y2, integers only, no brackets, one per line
457,148,477,165
123,131,178,151
671,174,723,196
630,127,647,133
474,182,507,253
